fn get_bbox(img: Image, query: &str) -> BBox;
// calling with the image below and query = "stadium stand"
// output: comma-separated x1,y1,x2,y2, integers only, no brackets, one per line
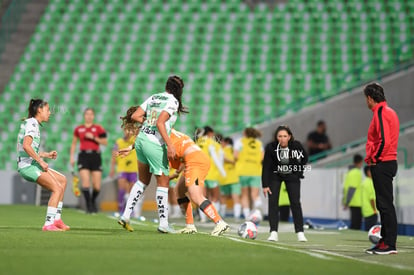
0,0,413,172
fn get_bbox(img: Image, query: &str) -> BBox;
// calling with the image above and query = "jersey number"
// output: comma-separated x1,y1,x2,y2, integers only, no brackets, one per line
148,110,158,126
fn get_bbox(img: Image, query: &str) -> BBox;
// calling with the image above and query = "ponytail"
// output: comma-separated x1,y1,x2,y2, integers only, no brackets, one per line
166,75,188,114
27,99,47,119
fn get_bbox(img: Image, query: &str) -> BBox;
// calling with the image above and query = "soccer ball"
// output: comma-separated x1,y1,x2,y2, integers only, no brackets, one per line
248,209,263,225
238,221,258,240
368,225,382,244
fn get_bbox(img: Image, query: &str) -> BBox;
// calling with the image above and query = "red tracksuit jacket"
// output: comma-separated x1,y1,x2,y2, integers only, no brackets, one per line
365,101,399,164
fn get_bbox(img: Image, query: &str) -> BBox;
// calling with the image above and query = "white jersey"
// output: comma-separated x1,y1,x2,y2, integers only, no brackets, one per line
17,117,41,169
138,92,179,146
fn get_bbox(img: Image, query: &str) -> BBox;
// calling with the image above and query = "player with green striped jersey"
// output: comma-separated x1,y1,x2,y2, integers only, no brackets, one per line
117,76,187,234
17,118,41,171
138,92,178,147
17,99,69,231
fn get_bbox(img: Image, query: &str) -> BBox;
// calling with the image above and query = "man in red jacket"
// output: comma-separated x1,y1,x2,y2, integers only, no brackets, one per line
364,83,399,255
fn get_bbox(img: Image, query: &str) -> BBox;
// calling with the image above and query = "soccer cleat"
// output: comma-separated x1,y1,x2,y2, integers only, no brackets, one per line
373,243,398,255
42,224,63,231
118,217,134,232
365,241,382,255
365,240,383,254
158,225,176,234
267,231,278,242
297,232,308,242
53,219,70,231
178,224,197,234
211,221,230,236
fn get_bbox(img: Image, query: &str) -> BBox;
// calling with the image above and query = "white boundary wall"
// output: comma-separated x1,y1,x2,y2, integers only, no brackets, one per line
2,168,413,224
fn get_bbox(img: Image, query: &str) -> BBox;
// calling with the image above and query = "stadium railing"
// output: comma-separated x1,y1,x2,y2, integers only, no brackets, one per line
0,0,28,57
240,39,414,136
309,120,414,168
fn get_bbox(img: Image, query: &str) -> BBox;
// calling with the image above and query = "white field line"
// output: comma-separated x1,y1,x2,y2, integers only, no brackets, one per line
106,216,413,271
312,249,414,271
225,236,332,260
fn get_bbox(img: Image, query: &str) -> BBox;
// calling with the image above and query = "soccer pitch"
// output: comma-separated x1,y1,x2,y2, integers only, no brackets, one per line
0,205,413,275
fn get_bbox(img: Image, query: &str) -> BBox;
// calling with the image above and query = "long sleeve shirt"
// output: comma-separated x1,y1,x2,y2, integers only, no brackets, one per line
262,140,308,188
365,101,399,164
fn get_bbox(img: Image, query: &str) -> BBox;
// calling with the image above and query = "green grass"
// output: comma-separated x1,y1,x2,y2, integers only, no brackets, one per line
0,205,413,275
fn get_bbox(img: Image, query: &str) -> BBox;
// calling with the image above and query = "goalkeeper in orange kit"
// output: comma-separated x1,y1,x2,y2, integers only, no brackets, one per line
169,129,229,236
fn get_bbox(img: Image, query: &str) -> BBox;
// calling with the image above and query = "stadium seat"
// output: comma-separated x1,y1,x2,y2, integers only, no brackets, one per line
1,0,413,171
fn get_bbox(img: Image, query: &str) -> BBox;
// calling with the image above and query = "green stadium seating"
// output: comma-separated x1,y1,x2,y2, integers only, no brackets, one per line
1,0,413,172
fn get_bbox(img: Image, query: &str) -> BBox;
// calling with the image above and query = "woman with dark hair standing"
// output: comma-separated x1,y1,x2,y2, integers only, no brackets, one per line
117,75,186,233
70,108,108,213
17,99,70,231
262,125,308,242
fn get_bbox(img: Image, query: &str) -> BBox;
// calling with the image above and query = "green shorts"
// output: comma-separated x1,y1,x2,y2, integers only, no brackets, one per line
220,183,241,196
205,180,219,189
135,137,169,176
18,163,43,183
239,176,261,188
169,180,177,188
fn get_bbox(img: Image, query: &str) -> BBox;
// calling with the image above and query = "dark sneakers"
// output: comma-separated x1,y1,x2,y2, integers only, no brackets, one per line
373,244,398,255
365,242,381,254
365,240,398,255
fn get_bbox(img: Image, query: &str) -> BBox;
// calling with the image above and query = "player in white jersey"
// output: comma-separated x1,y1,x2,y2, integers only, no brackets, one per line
117,75,186,233
17,99,69,231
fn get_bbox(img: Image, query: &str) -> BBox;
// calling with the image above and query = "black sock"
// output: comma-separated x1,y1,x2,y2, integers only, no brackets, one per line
92,189,100,202
91,189,100,212
82,188,92,212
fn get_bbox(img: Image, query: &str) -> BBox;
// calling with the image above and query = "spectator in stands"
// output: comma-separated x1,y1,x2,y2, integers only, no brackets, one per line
70,108,108,213
342,154,363,230
306,120,332,158
364,83,399,255
262,125,308,242
361,165,378,231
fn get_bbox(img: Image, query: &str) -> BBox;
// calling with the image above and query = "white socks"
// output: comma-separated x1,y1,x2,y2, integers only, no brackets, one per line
156,187,169,228
133,194,144,218
220,204,227,217
253,198,262,210
45,206,57,226
233,203,241,219
243,208,250,220
55,201,63,220
122,181,146,220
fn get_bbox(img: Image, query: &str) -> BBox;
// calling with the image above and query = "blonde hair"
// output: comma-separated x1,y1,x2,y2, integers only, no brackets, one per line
120,106,141,134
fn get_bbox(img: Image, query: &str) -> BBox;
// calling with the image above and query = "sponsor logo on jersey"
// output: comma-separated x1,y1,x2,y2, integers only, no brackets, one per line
152,95,169,101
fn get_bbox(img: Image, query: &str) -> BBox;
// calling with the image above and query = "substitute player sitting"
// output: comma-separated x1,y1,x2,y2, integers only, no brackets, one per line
169,129,230,236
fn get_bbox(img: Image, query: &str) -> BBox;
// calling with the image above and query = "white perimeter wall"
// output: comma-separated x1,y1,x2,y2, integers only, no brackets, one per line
2,168,414,225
